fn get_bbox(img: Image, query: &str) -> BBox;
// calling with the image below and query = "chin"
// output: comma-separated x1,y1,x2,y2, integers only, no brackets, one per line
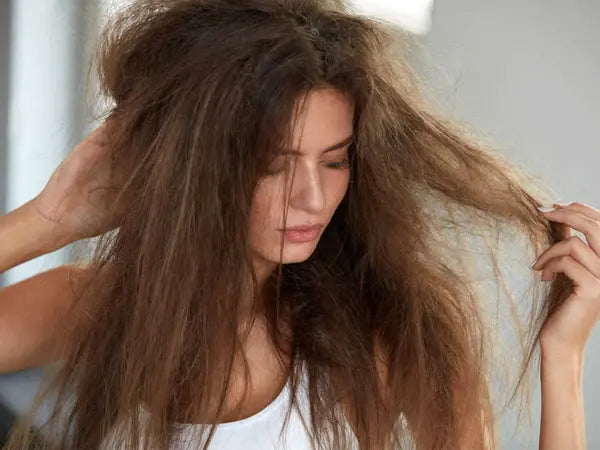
267,243,318,265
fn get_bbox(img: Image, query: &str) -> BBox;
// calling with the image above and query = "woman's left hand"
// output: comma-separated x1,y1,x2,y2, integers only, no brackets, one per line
532,201,600,357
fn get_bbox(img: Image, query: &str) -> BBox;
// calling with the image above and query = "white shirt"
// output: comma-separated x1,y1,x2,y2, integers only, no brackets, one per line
102,361,359,449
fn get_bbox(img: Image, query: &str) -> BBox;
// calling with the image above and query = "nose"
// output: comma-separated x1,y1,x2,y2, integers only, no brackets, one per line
287,162,326,214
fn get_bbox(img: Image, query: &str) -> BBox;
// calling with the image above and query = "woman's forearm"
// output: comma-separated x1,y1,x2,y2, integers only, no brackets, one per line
539,347,586,450
0,199,74,274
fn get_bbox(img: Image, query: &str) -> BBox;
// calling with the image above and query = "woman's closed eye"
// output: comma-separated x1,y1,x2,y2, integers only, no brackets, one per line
325,159,350,170
265,157,350,176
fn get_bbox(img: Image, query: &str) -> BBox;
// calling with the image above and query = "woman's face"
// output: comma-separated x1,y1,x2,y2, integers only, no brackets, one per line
249,88,354,274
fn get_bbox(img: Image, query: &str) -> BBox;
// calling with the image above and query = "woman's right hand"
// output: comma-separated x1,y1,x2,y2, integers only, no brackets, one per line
29,118,126,243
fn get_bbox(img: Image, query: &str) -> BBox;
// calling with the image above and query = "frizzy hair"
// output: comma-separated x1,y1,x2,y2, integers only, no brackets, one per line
5,0,568,449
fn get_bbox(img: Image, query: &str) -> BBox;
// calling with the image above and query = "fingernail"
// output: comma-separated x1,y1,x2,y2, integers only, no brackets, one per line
552,201,570,207
537,206,555,212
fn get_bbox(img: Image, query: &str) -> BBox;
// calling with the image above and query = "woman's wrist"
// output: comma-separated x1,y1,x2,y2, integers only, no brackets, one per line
538,341,586,450
539,330,585,368
0,199,77,274
540,346,583,387
540,343,584,387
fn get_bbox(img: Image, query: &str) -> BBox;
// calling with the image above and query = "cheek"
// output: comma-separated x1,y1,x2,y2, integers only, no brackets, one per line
249,173,348,232
329,173,350,207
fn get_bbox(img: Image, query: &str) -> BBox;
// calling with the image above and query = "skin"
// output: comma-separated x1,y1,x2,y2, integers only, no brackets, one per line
248,87,354,278
533,202,600,450
215,87,356,421
0,88,597,446
220,87,355,421
242,87,354,316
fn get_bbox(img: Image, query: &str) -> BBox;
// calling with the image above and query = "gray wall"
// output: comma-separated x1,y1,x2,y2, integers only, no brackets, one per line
419,0,599,447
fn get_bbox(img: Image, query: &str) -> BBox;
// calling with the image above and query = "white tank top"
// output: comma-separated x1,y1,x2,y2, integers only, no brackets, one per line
101,362,360,449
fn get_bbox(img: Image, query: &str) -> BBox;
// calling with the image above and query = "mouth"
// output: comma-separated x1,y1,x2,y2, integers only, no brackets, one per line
277,224,324,243
278,224,324,232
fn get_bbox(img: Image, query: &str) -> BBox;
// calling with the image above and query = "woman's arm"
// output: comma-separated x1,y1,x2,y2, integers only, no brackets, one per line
0,262,92,373
532,202,600,450
0,199,74,274
539,345,586,450
0,200,90,373
0,121,123,372
1,119,123,275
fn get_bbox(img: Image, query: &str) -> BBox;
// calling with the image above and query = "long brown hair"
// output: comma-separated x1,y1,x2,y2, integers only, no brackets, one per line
5,0,570,448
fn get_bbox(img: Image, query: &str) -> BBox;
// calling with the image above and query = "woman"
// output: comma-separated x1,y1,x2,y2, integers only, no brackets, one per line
0,0,597,448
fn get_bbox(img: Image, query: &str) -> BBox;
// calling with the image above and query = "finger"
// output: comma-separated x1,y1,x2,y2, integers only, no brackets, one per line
540,255,600,296
553,201,600,222
532,236,600,279
552,201,600,241
540,208,600,256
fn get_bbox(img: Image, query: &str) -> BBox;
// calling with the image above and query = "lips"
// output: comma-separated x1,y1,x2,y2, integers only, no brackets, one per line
279,224,324,232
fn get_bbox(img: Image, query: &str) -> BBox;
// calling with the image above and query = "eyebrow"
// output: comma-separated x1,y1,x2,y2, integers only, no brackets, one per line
278,134,354,156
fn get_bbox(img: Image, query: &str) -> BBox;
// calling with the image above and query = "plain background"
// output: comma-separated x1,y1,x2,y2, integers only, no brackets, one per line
418,0,599,447
0,1,598,447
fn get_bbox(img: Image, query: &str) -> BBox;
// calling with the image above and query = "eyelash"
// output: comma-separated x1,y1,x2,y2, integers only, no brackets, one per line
326,159,351,170
265,159,350,176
